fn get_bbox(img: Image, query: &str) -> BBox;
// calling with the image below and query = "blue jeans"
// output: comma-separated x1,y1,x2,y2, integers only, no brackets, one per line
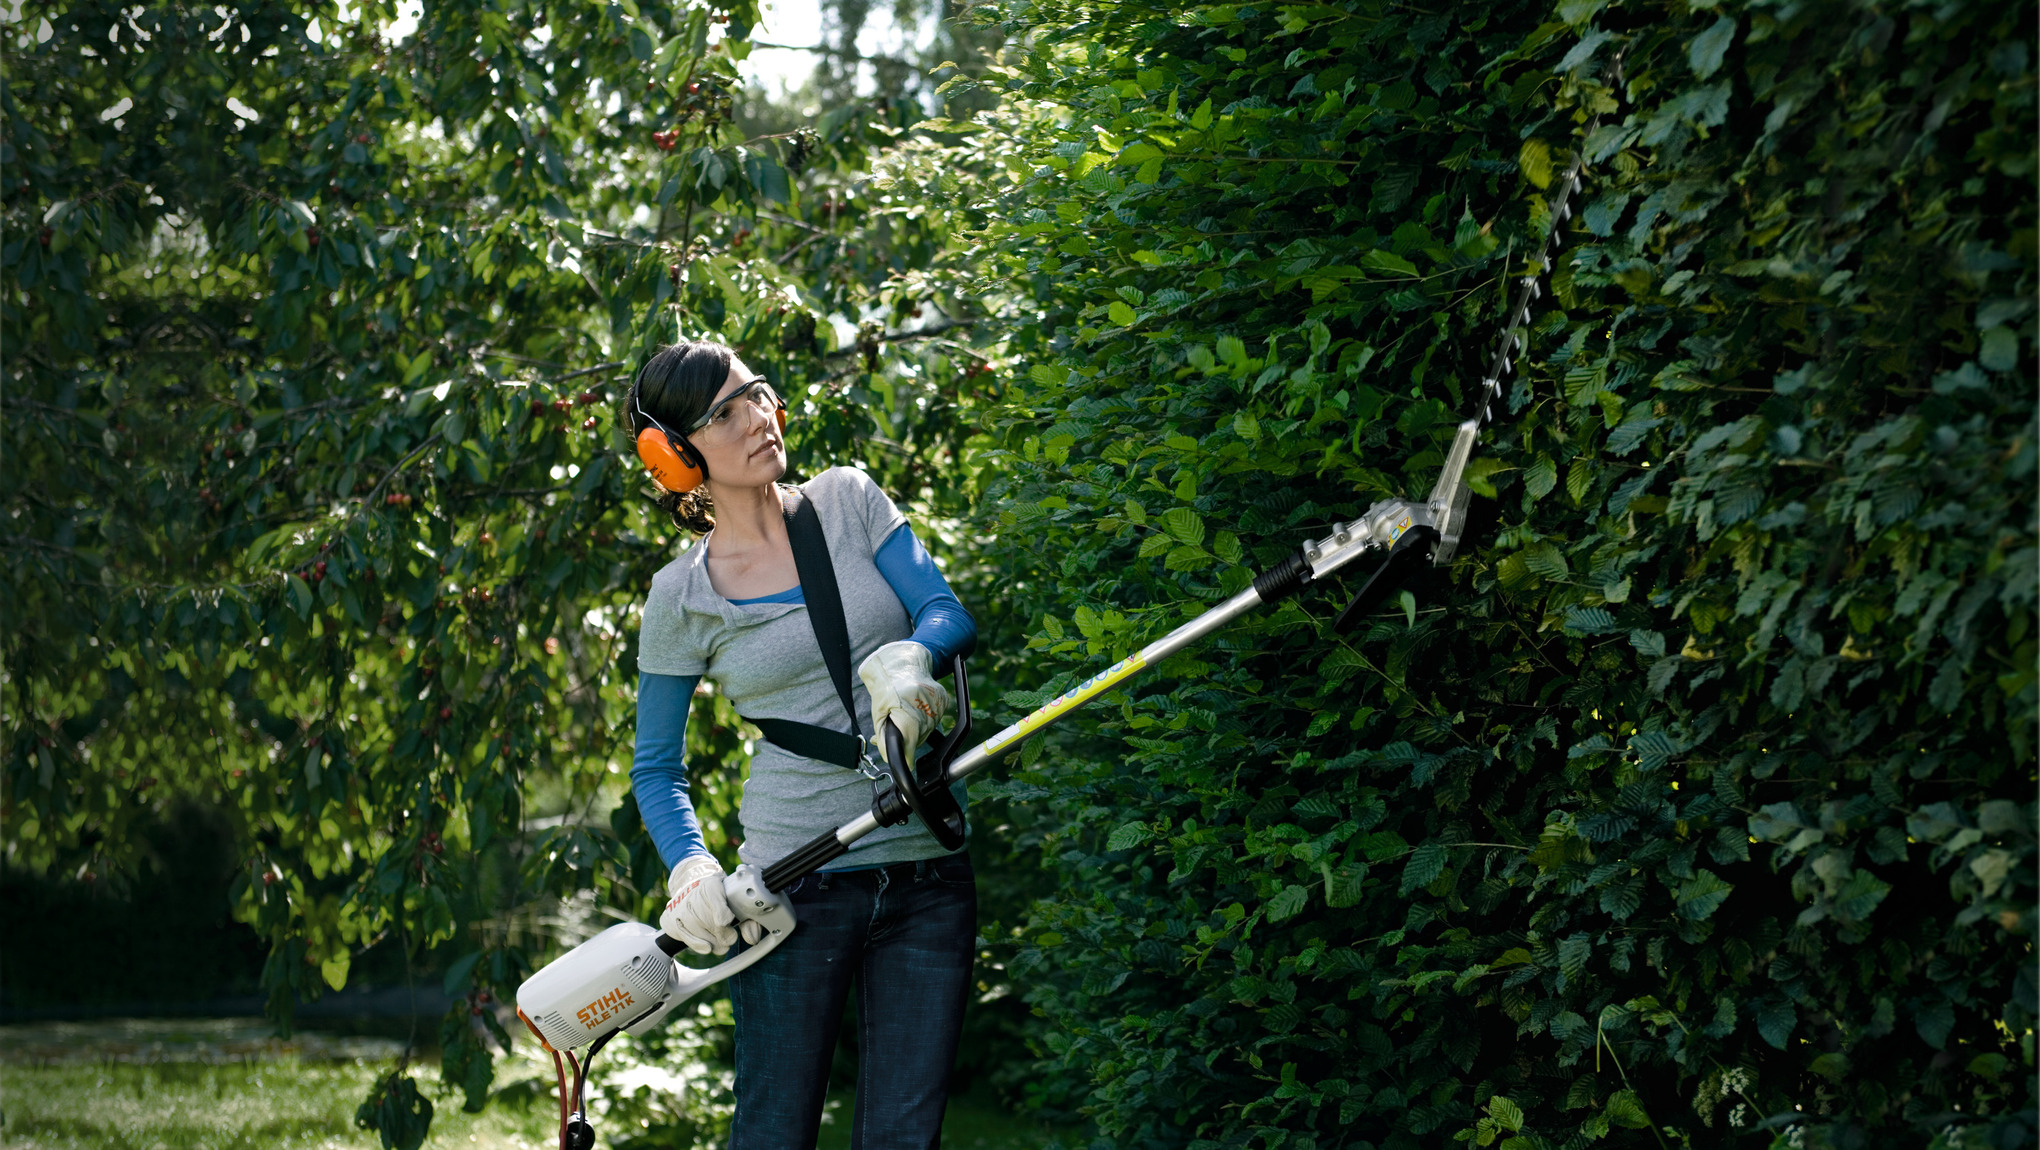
729,853,977,1150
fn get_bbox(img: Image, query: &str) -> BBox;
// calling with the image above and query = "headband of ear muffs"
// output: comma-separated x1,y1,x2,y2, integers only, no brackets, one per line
632,373,790,495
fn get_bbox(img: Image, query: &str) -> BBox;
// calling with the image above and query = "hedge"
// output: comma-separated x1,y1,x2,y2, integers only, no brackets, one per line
958,1,2036,1146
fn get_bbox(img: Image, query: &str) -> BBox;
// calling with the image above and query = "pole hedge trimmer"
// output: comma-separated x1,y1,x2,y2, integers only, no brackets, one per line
515,110,1601,1150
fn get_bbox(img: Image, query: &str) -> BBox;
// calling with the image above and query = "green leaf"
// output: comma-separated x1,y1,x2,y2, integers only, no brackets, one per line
1676,870,1733,921
1359,830,1409,862
1523,455,1558,499
1108,300,1137,326
320,949,351,991
1755,998,1798,1049
1688,16,1737,81
744,154,794,206
911,117,984,135
1399,842,1446,894
1558,933,1590,981
442,950,485,996
1563,360,1606,404
1359,249,1420,277
287,574,313,618
1522,543,1569,580
1161,507,1206,546
1213,531,1243,564
1487,1096,1525,1133
1107,821,1153,851
356,1074,433,1150
1322,863,1366,908
1267,884,1309,921
1599,878,1642,919
1558,0,1607,25
1564,607,1618,634
1604,1089,1651,1129
1980,326,2019,372
1518,139,1553,190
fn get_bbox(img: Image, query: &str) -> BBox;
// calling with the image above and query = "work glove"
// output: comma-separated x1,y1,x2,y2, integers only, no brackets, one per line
858,640,953,763
660,855,762,954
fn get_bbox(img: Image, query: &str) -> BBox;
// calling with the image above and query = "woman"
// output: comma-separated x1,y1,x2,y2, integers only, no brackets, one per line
627,340,978,1150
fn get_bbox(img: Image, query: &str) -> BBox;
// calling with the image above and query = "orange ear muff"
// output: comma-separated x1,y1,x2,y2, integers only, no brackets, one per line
637,426,706,494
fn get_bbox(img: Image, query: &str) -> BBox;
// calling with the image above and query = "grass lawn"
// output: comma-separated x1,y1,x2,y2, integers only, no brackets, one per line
0,1059,556,1149
0,1023,1072,1150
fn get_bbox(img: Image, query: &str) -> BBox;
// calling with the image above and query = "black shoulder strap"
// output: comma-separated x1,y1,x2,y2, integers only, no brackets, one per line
781,488,862,741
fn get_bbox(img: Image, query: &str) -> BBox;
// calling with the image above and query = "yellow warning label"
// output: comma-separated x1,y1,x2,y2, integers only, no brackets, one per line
981,651,1149,758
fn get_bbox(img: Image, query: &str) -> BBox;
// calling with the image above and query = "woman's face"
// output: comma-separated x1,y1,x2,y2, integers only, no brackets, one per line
693,354,786,490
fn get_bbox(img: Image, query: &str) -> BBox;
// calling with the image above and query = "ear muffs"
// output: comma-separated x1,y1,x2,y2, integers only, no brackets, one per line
637,426,708,494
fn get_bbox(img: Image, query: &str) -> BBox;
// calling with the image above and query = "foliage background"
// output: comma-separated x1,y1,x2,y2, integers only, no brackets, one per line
4,0,2034,1148
1,0,1032,1142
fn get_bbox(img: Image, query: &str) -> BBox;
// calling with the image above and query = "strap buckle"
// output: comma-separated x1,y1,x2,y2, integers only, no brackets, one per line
856,742,891,787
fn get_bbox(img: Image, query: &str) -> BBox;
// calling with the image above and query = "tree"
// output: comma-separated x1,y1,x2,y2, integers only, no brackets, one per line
2,0,1009,1141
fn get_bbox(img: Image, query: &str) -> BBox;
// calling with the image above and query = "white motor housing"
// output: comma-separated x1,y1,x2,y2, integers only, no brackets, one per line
516,863,795,1051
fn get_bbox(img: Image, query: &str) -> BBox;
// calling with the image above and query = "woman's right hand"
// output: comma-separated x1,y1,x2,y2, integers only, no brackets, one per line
661,855,739,955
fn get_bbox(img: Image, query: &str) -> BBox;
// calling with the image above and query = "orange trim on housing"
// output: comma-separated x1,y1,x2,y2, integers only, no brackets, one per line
516,1006,556,1052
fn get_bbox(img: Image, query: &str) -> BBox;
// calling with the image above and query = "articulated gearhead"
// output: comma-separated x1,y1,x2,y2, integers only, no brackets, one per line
1303,499,1434,583
1302,420,1482,584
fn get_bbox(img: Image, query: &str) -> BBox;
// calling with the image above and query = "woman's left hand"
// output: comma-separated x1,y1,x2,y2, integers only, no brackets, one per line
858,641,953,762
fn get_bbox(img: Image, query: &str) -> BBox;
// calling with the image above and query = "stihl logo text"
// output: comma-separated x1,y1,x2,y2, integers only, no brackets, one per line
576,986,634,1029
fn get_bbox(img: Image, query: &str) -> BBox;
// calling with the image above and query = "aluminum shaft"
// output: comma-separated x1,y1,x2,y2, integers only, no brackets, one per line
823,583,1270,851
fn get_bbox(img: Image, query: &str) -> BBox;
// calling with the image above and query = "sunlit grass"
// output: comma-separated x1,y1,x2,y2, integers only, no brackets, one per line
0,1059,559,1150
0,1059,1071,1150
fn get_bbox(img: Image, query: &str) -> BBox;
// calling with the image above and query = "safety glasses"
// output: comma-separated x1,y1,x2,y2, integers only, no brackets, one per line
685,376,781,440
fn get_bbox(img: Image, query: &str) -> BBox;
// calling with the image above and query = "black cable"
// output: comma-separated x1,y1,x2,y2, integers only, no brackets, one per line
562,1031,615,1150
575,1030,616,1113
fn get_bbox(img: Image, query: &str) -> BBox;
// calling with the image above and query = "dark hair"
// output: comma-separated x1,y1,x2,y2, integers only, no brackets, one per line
629,340,734,533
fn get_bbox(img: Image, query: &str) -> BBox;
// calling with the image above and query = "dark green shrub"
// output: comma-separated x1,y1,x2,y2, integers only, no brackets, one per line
965,1,2035,1146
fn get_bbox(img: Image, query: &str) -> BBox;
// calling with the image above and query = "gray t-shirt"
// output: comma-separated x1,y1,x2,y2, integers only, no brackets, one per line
637,466,963,868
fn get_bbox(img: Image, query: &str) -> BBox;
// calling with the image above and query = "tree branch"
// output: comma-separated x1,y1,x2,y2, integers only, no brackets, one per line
750,41,919,71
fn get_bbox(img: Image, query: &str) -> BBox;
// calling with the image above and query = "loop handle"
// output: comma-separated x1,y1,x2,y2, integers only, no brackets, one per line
872,654,971,851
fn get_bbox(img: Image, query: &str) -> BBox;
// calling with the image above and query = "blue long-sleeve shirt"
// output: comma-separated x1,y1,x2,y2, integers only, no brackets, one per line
630,523,976,869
